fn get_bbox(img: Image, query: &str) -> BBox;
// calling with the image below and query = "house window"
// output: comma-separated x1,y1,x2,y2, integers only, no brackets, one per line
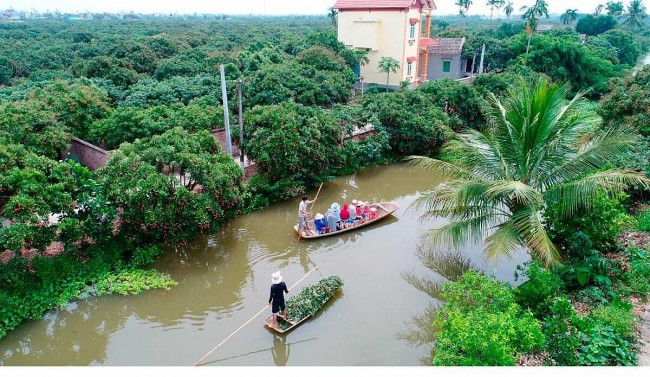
409,24,416,39
442,60,451,73
407,62,413,76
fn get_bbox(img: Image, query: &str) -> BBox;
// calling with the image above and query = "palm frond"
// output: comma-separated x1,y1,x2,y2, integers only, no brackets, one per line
484,220,523,261
511,208,561,266
425,212,504,251
406,155,482,181
544,169,650,218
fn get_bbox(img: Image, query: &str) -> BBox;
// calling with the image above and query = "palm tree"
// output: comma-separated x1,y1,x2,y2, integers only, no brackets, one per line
606,1,625,17
521,0,550,55
378,56,400,92
561,9,579,25
623,0,648,29
327,7,338,27
455,0,473,17
504,1,514,17
409,78,649,266
594,4,605,15
487,0,506,21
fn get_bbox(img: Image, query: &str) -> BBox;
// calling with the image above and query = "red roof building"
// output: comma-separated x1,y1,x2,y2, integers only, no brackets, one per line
333,0,437,88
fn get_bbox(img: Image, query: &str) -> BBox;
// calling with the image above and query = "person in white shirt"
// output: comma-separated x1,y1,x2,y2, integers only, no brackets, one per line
298,196,315,234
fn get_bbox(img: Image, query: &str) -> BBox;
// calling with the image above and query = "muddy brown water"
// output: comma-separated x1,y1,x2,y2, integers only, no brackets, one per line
0,163,529,366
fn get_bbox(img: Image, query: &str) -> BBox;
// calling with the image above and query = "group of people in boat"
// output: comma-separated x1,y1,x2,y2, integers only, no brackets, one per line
298,196,378,235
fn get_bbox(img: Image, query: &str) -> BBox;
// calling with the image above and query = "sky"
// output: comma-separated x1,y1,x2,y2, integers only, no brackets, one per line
0,0,640,16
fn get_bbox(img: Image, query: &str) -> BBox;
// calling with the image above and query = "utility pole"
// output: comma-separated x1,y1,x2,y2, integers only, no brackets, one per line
479,44,486,75
219,64,233,157
236,78,244,169
471,53,477,77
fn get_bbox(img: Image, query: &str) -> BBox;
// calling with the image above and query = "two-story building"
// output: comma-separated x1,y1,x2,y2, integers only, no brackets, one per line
333,0,436,89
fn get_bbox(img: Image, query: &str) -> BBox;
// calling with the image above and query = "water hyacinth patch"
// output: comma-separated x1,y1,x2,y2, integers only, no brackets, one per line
279,275,343,330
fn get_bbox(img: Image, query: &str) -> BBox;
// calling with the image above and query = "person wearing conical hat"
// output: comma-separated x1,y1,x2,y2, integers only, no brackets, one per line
269,271,289,330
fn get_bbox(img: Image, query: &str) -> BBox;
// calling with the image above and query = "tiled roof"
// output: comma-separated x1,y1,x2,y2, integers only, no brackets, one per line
407,56,417,62
333,0,433,10
426,37,465,55
419,37,436,47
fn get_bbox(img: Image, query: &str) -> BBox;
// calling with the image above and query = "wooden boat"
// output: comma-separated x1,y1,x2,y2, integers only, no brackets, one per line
264,314,311,334
293,201,400,239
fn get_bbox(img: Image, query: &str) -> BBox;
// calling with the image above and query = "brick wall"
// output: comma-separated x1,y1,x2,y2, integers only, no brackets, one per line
65,137,111,170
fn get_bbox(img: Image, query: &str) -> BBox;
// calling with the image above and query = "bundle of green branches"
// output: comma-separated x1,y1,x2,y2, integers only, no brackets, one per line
279,276,343,330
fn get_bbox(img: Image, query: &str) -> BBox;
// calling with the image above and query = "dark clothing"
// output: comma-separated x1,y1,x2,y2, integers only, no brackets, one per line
269,282,288,313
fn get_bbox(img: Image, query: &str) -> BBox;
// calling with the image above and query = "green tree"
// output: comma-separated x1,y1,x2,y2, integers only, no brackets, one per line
410,78,649,266
601,29,640,65
561,9,579,25
327,7,338,27
455,0,474,17
606,1,625,16
98,128,243,247
622,0,648,29
417,78,488,131
521,0,550,55
576,14,619,35
595,4,605,15
487,0,506,21
504,1,514,17
243,102,342,191
599,66,650,136
377,56,400,91
363,90,448,156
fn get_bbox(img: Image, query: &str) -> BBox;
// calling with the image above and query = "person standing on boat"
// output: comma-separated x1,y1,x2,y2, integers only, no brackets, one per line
269,271,289,330
298,196,315,235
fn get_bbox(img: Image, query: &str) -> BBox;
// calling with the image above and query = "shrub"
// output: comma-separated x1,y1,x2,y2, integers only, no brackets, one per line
577,324,637,366
546,191,633,256
637,209,650,232
589,301,635,340
542,296,586,365
615,248,650,298
431,271,544,366
514,262,565,318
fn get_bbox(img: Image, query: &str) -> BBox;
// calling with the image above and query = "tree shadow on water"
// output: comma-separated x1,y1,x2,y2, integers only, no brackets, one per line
397,245,476,365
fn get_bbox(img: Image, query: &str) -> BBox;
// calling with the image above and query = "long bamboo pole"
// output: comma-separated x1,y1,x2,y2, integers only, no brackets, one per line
297,182,324,241
194,266,319,366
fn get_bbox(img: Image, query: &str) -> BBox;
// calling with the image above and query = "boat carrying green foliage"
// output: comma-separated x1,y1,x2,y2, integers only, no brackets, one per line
279,275,343,330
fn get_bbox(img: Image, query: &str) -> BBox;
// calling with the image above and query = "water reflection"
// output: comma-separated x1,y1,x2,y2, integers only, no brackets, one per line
0,163,527,366
398,247,475,365
272,334,290,366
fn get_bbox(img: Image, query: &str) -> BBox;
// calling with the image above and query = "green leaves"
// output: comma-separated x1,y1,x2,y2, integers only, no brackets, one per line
412,78,648,266
431,271,544,366
280,276,343,330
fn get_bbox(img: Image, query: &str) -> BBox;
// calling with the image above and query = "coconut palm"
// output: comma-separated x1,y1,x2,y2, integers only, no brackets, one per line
606,1,625,17
409,78,649,266
455,0,473,17
561,9,579,25
594,4,605,15
487,0,506,21
504,1,514,17
327,7,338,27
622,0,648,29
521,0,549,55
378,56,400,92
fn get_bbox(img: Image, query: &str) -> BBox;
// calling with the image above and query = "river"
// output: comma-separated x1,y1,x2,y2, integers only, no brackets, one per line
0,163,529,366
635,52,650,71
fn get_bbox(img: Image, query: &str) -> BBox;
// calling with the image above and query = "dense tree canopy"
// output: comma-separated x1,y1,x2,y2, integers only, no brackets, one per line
97,128,243,247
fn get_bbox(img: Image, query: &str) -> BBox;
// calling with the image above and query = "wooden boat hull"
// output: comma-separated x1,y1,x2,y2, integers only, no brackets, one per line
264,314,312,334
294,201,399,239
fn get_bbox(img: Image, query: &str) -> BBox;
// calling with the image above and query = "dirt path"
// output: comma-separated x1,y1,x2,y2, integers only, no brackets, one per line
640,303,650,366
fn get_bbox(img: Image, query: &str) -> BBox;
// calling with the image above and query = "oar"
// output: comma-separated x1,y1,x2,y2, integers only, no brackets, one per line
297,182,324,241
194,266,319,366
